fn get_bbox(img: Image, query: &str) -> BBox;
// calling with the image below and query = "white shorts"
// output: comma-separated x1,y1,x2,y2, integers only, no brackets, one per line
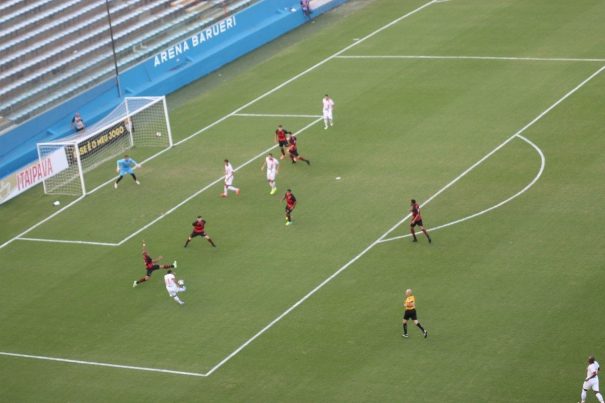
583,378,600,391
225,177,234,186
323,109,333,120
166,285,185,297
267,172,276,181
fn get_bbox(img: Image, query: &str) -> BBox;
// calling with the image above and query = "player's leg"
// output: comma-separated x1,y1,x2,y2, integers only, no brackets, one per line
133,274,151,287
184,233,194,247
410,224,418,242
228,185,240,195
114,175,124,188
402,318,408,337
595,390,605,403
323,114,329,129
279,145,286,159
581,387,587,403
413,319,428,337
285,207,292,225
420,225,432,243
169,290,184,305
297,155,311,165
204,234,216,247
289,152,296,164
130,173,140,185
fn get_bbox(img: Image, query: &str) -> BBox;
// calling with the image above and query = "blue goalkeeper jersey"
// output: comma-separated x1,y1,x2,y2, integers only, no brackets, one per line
117,158,137,174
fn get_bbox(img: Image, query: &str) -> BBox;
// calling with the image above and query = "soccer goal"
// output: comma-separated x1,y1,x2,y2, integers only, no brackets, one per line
37,96,172,196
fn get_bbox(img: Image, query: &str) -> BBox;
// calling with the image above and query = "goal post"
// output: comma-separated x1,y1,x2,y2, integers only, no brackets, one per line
37,96,172,196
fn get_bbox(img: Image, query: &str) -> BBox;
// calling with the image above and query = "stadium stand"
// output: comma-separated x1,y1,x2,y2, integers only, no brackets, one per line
0,0,256,129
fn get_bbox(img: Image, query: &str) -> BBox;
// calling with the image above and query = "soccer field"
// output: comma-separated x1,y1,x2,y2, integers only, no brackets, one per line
2,0,605,401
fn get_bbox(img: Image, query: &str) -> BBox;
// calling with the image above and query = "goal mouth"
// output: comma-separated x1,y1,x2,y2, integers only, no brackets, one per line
37,97,173,196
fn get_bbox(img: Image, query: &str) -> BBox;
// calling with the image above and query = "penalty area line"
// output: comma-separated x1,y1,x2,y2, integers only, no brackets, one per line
16,237,119,247
0,351,207,377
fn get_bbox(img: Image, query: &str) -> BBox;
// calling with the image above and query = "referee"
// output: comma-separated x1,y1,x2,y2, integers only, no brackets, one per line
402,288,428,338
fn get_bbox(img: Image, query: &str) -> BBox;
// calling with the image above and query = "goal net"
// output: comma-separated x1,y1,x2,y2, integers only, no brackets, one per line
37,96,172,196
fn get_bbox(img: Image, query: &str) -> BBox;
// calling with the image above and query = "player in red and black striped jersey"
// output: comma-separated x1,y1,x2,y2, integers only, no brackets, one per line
275,125,292,160
409,199,431,243
184,216,216,248
133,242,176,287
283,189,297,225
287,134,310,165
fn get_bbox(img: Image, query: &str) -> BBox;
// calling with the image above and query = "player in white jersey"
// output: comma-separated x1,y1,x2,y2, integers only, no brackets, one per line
322,94,334,129
221,159,240,198
260,153,279,195
581,356,604,403
164,270,186,305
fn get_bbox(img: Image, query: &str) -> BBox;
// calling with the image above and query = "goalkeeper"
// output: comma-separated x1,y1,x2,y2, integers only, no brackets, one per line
114,154,141,188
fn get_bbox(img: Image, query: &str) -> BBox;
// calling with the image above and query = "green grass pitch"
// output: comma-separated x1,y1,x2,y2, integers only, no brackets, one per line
1,0,605,401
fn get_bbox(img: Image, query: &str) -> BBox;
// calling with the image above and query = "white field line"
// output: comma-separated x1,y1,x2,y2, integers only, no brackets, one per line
336,55,605,62
16,237,119,247
0,351,206,377
232,113,323,118
1,0,440,251
378,134,545,243
201,64,605,376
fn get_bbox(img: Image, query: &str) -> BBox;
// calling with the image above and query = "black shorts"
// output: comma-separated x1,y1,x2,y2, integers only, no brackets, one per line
190,231,207,238
411,220,423,227
278,140,288,147
289,149,299,157
146,265,160,276
403,309,417,321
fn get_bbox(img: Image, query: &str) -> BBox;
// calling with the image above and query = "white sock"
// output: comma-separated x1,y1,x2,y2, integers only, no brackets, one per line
228,186,238,192
597,392,604,403
581,390,587,402
173,296,184,304
223,185,228,194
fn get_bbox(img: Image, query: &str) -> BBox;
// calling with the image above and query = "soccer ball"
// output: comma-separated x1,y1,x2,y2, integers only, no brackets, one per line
155,131,162,137
177,279,185,286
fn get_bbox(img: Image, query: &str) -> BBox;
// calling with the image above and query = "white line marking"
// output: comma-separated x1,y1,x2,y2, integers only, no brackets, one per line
202,63,605,376
0,351,206,377
16,237,119,247
232,113,323,118
336,55,605,62
0,196,85,250
0,0,439,251
378,134,545,243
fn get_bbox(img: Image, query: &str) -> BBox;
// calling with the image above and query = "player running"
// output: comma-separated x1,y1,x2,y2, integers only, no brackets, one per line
261,153,280,195
184,216,216,248
221,159,240,197
581,356,604,403
287,134,310,165
114,154,140,188
164,269,186,305
409,199,431,243
322,94,334,129
402,288,428,338
283,189,297,225
275,125,292,160
133,242,176,287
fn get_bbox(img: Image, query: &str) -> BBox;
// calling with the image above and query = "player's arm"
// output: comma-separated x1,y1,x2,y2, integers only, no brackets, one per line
586,370,598,381
141,241,148,254
133,159,141,169
260,161,266,171
116,160,121,173
152,255,164,263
